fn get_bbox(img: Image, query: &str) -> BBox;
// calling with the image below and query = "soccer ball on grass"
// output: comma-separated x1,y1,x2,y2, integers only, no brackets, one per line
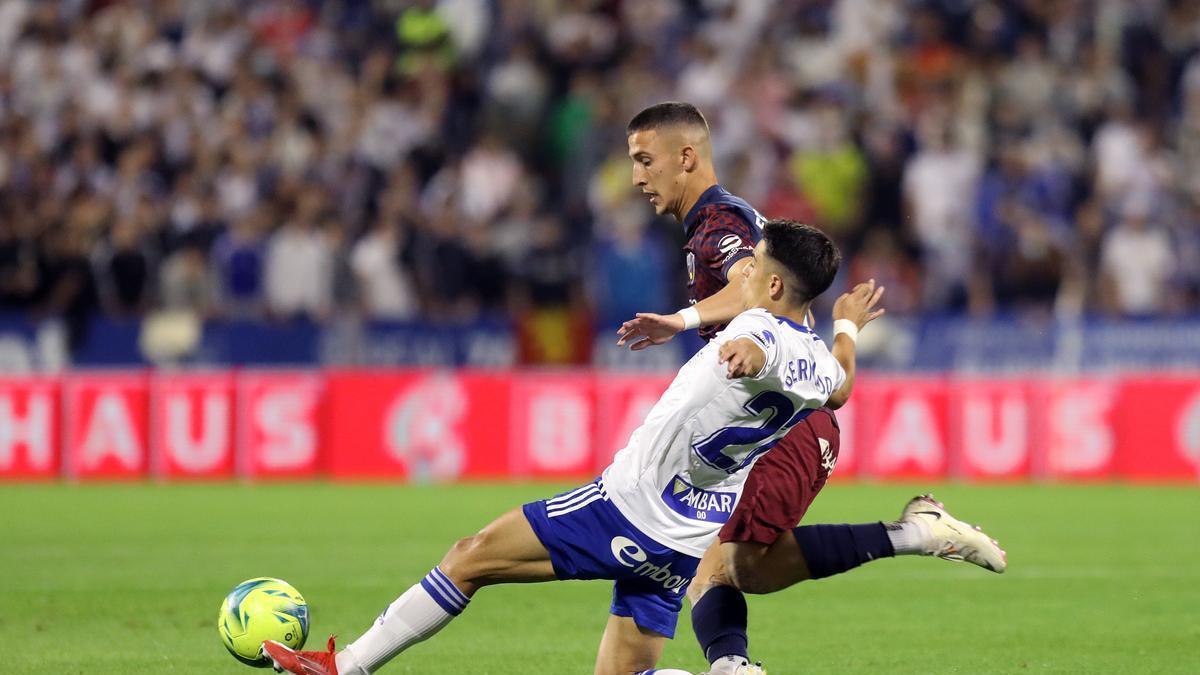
218,577,309,667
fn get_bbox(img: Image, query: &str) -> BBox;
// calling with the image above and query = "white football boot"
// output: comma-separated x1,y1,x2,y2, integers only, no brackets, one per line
900,494,1007,573
699,660,767,675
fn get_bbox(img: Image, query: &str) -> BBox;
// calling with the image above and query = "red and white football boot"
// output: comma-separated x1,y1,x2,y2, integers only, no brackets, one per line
263,635,340,675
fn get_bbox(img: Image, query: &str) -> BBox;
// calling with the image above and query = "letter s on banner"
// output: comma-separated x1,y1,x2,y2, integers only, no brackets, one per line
239,372,322,478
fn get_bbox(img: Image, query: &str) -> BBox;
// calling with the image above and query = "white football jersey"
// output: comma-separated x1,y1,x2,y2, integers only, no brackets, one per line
602,308,847,557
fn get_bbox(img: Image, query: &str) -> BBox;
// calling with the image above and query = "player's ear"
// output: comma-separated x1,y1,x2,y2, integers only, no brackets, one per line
680,145,697,172
770,273,785,300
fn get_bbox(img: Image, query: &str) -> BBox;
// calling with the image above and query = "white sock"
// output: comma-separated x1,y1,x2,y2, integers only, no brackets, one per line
885,520,929,555
336,567,470,674
709,655,751,675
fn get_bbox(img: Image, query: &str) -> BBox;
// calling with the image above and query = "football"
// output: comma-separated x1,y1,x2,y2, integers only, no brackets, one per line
218,577,310,667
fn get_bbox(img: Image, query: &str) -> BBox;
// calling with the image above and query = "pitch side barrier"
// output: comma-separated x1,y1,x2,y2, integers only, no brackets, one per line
0,370,1197,481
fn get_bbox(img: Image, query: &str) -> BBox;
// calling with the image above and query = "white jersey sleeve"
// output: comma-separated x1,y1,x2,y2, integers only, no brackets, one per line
717,309,846,399
714,309,785,381
601,308,845,557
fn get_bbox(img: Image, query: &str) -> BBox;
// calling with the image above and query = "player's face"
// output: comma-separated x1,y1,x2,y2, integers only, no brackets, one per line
741,242,770,309
628,130,681,217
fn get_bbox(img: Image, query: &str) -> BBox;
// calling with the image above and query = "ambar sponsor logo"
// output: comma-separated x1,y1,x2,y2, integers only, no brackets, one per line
660,475,736,523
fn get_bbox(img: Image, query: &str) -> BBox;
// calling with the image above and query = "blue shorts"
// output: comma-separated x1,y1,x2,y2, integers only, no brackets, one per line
522,479,701,638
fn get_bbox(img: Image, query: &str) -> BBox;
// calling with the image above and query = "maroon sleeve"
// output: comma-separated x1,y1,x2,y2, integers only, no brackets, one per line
694,205,760,281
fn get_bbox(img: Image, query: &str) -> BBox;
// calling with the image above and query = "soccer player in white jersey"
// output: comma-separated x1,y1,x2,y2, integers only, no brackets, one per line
263,220,882,675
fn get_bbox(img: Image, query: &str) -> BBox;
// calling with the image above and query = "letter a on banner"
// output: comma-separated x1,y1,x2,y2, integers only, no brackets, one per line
65,374,149,479
871,396,946,476
81,394,141,470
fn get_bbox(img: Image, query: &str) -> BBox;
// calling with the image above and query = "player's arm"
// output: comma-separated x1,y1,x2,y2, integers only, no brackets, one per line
826,279,886,410
617,257,752,350
718,334,766,379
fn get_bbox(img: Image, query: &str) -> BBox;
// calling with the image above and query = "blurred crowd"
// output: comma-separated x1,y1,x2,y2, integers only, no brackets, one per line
1,0,1199,359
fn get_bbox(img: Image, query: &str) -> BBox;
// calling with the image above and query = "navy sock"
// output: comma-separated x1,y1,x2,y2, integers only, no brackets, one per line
691,585,748,663
792,523,895,579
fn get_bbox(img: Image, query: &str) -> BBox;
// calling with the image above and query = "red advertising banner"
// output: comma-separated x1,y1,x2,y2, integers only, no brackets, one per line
63,373,150,480
593,373,674,473
152,373,235,479
509,373,596,478
0,377,59,479
2,370,1198,483
853,377,950,480
1112,375,1200,481
948,378,1034,480
325,370,511,480
236,372,324,478
1035,378,1120,480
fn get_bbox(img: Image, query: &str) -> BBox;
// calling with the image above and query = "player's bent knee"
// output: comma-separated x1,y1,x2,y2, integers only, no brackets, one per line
686,568,733,605
726,561,769,594
724,545,776,595
441,529,506,585
439,534,484,582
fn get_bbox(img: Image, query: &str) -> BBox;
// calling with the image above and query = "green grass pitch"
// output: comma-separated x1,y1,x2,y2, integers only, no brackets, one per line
2,481,1197,674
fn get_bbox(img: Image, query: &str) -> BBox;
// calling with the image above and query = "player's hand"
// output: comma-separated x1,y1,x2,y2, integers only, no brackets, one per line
718,338,764,379
832,278,886,330
616,313,683,351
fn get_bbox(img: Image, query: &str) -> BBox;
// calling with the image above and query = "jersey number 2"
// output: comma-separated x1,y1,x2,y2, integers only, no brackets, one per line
692,391,812,474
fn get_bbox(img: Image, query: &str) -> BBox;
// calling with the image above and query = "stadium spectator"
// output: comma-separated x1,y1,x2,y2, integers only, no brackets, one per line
158,241,214,317
903,116,979,311
351,217,417,322
94,214,152,317
514,214,589,365
590,204,671,328
1100,197,1176,317
0,0,1197,361
263,190,334,322
211,205,269,319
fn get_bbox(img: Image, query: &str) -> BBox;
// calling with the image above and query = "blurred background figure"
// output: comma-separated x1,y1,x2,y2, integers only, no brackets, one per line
0,0,1196,370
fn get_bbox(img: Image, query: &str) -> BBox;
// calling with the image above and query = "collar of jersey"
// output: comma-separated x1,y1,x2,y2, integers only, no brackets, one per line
773,314,812,334
682,184,727,235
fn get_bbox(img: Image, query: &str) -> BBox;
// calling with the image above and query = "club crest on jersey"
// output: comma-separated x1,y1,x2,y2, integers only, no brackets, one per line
661,475,736,523
687,251,695,284
819,437,837,474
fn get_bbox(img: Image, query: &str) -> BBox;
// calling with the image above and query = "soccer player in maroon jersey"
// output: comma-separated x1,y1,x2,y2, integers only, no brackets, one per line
618,103,1005,675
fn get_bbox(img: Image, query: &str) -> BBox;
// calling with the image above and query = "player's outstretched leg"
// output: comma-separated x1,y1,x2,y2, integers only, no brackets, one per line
789,494,1007,580
688,496,1005,675
709,494,1006,596
263,507,556,675
897,494,1007,572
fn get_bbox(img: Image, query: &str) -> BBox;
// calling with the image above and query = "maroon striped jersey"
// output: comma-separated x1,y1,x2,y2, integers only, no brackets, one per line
682,185,766,341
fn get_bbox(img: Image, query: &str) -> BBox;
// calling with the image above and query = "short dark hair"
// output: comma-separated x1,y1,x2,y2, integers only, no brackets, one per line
761,219,841,304
627,102,709,135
